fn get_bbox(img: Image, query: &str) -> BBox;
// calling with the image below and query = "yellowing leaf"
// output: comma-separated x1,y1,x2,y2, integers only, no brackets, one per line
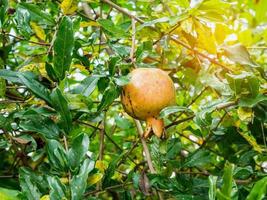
237,131,262,153
87,173,103,186
73,64,87,71
30,22,46,41
237,107,253,122
60,177,69,184
194,20,217,54
238,29,253,46
80,21,100,28
40,195,50,200
95,160,107,172
180,18,194,34
214,23,231,44
60,0,78,15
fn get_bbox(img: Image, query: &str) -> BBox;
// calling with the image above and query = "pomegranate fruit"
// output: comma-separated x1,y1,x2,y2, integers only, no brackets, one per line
121,68,176,138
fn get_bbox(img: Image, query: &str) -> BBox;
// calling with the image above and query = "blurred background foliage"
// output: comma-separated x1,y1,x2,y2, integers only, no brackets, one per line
0,0,266,199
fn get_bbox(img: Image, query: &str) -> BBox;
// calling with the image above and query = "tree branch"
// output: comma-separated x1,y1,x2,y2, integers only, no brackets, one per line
134,120,156,173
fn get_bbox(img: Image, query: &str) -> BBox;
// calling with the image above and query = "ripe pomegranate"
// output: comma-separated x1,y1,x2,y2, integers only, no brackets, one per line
121,68,176,138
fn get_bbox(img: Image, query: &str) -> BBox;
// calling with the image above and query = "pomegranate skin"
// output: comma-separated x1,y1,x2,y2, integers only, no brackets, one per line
121,68,176,121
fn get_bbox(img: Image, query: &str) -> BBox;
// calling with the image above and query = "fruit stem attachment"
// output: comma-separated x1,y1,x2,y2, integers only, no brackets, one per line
134,120,156,174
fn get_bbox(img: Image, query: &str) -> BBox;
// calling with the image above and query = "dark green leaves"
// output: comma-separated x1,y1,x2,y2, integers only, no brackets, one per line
18,73,52,105
68,133,89,171
51,88,72,133
47,176,67,200
98,19,128,38
19,168,41,200
0,0,8,27
183,149,212,168
97,83,120,111
0,70,52,105
14,7,32,38
227,72,260,98
47,140,68,171
53,16,74,80
19,116,60,140
19,3,55,25
70,159,94,200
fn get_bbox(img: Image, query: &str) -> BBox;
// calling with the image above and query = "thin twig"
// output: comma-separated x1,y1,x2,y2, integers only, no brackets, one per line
6,33,50,46
130,18,136,66
134,120,156,173
63,135,71,183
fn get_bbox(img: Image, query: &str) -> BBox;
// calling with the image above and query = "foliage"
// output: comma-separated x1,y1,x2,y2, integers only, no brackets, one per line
0,0,266,199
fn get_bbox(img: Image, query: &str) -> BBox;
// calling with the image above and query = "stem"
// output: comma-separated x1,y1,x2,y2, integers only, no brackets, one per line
130,18,136,65
134,120,156,173
63,135,71,183
6,33,49,46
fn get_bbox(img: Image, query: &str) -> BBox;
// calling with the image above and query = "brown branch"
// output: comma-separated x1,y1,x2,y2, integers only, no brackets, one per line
134,120,156,173
63,136,71,183
102,0,144,24
130,18,136,65
6,33,50,46
166,115,194,129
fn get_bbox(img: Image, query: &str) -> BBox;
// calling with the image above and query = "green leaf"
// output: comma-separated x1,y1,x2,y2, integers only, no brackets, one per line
14,7,32,38
183,149,211,167
19,116,60,139
19,3,55,25
50,88,72,133
0,187,20,200
239,94,267,108
18,73,52,105
114,115,132,130
97,19,128,38
47,176,67,200
227,72,260,97
0,69,25,83
217,162,235,200
72,76,100,96
159,106,191,118
0,0,8,28
108,56,120,76
114,76,130,86
53,16,74,80
0,77,5,97
97,83,120,111
47,140,68,171
223,44,256,66
68,133,89,171
208,176,217,200
19,168,41,200
166,138,181,160
0,70,51,104
70,159,94,200
246,176,267,200
45,62,58,82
